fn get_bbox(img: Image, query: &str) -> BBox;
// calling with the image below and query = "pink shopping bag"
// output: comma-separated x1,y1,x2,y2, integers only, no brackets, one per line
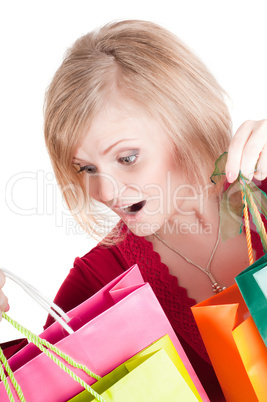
0,265,208,401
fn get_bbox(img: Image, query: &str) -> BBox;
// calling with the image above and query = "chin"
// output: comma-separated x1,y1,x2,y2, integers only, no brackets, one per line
124,220,161,237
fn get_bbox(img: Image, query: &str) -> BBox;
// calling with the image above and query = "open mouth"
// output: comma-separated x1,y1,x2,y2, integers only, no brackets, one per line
119,200,146,215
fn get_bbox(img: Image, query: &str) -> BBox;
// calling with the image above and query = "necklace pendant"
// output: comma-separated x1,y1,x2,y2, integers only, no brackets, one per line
212,282,227,294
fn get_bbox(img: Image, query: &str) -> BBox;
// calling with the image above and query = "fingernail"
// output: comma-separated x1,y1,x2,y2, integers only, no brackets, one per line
226,171,235,183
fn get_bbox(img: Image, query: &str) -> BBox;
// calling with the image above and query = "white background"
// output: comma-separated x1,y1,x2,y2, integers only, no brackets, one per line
0,0,266,342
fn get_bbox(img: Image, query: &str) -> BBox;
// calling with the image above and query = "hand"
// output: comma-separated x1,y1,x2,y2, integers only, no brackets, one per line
0,270,9,320
225,119,267,183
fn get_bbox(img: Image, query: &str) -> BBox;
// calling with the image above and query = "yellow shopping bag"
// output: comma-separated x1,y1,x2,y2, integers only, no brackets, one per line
68,335,203,402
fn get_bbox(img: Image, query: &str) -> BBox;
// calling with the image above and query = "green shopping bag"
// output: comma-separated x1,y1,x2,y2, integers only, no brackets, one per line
68,335,200,402
229,167,267,347
236,253,267,346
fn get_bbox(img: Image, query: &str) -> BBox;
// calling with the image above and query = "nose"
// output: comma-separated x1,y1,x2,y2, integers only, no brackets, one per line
97,172,119,205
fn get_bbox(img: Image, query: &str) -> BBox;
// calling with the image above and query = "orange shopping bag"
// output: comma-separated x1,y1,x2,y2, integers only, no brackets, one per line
233,316,267,401
191,284,266,402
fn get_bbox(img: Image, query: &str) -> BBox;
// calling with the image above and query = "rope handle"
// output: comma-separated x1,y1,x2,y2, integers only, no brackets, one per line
0,268,73,335
0,346,25,402
241,179,267,265
0,270,105,401
1,312,105,402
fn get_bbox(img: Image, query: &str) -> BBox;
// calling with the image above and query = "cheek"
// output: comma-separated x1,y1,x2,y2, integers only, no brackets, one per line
136,168,170,214
145,160,185,213
83,176,99,200
144,160,175,194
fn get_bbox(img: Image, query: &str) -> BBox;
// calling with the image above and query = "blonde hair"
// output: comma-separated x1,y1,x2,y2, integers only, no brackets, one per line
44,19,232,240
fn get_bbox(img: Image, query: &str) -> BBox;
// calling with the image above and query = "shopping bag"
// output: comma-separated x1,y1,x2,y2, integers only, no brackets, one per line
233,316,267,401
197,155,267,400
0,314,104,402
68,335,200,402
0,265,208,402
70,349,195,402
235,253,267,345
191,284,260,401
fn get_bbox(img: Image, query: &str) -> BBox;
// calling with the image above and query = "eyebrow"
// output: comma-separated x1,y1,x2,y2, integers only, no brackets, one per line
102,138,137,155
72,159,84,164
72,138,138,163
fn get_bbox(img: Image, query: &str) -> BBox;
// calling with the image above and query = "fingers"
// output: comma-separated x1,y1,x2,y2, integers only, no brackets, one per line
226,120,267,183
254,145,267,181
0,270,5,288
225,120,253,182
0,291,9,315
0,271,9,320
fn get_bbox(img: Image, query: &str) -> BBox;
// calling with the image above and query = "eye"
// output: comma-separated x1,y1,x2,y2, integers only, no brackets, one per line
74,164,97,174
118,152,138,165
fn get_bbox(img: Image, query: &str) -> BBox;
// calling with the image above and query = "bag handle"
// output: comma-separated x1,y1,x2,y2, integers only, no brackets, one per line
0,347,25,402
0,313,105,402
0,268,73,335
241,178,267,265
0,270,106,401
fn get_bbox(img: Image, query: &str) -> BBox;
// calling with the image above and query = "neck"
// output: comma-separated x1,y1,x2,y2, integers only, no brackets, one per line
147,193,226,295
148,193,220,244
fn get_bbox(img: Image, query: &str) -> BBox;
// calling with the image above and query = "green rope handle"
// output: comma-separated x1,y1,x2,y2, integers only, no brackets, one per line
241,178,267,253
2,313,106,402
0,364,12,401
0,356,14,402
0,345,26,402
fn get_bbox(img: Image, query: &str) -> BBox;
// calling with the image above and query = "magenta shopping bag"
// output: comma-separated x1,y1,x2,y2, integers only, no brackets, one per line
0,265,208,401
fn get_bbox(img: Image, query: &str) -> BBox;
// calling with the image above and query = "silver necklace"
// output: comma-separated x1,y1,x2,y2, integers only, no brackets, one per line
154,218,226,294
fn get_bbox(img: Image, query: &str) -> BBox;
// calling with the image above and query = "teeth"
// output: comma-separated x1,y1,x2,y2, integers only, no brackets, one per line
121,204,133,210
119,200,146,215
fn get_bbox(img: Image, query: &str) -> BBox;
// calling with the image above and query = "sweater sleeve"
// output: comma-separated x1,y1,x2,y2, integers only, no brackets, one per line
44,243,129,329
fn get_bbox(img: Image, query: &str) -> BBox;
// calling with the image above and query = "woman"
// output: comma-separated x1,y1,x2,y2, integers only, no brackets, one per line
1,20,267,400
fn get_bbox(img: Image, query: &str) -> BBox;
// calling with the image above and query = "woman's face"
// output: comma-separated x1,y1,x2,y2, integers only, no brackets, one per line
73,100,191,237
